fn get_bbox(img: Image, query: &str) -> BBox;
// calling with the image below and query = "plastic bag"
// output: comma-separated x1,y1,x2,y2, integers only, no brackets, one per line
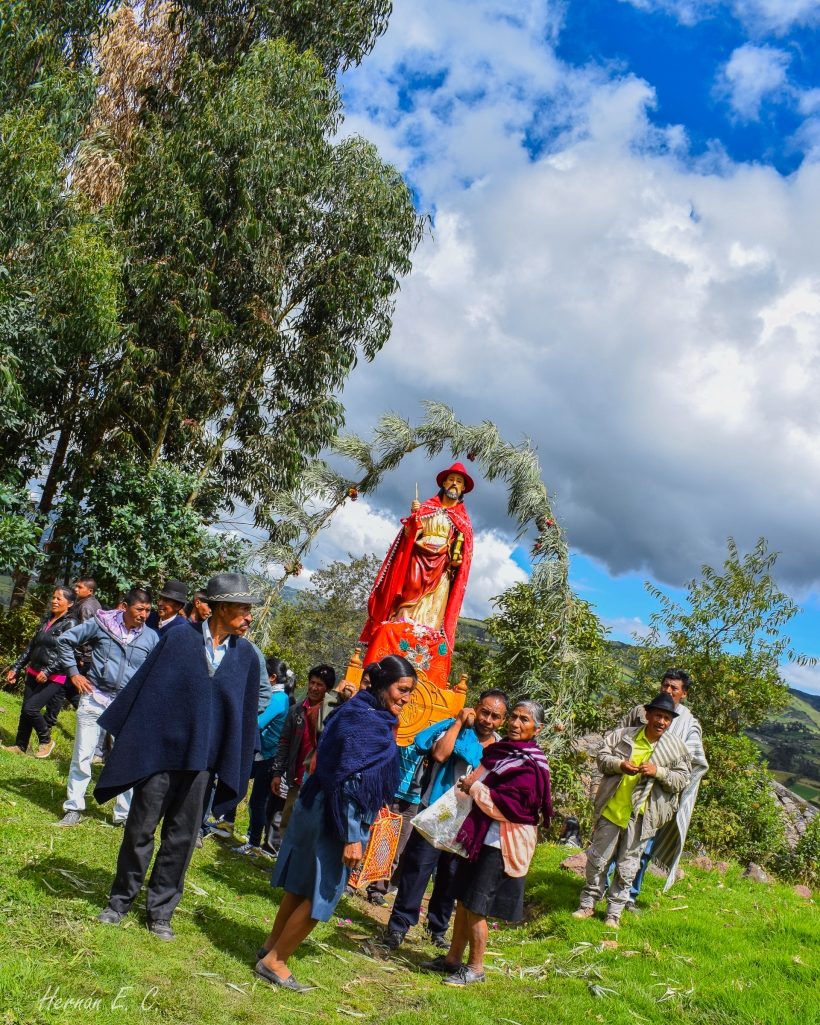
410,784,473,856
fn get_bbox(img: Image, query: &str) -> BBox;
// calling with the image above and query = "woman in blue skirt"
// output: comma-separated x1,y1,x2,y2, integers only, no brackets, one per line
254,655,417,992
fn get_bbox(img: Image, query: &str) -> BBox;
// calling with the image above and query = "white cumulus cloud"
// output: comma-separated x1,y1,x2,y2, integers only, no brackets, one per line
715,44,792,121
334,0,820,599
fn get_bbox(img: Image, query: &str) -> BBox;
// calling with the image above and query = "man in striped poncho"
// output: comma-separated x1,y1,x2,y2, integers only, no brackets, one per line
573,692,691,928
616,669,709,907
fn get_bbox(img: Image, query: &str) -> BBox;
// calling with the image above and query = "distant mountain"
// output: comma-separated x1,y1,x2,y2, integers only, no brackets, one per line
749,688,820,808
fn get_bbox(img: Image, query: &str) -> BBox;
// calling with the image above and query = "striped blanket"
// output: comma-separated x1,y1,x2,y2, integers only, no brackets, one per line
620,702,709,891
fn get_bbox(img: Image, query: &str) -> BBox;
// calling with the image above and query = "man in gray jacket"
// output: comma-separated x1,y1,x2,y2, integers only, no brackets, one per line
55,589,157,826
572,693,691,928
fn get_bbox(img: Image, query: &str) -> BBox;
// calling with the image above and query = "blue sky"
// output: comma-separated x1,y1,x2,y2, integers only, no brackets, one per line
556,0,820,173
296,0,820,692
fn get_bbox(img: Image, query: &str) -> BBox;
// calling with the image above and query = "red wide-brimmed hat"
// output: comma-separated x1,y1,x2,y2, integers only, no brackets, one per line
436,462,475,494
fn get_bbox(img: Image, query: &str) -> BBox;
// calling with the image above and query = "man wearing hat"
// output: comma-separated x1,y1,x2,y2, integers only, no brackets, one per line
92,573,261,940
146,579,189,637
572,693,691,928
614,669,708,907
360,462,474,652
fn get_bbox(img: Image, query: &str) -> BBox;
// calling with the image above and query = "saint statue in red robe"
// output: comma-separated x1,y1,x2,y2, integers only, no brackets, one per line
360,463,474,652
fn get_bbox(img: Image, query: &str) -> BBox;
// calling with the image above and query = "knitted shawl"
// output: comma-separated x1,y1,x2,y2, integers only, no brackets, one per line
299,689,400,838
456,739,552,861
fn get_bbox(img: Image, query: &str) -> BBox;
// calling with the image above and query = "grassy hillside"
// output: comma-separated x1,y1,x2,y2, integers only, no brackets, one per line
0,692,818,1025
750,688,820,808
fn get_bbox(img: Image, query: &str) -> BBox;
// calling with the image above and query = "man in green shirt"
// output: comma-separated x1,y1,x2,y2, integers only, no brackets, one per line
572,693,691,928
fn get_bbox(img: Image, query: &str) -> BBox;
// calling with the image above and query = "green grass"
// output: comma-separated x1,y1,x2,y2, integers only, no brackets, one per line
0,692,818,1025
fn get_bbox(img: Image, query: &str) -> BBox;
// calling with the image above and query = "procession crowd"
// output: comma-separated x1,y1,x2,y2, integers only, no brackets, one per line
2,572,707,993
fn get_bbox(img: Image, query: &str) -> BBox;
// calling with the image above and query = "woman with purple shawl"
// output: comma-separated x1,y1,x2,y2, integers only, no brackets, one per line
421,699,552,987
253,656,417,993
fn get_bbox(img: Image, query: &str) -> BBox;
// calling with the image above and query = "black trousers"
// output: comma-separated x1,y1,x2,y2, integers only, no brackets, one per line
44,671,83,728
107,769,211,921
387,827,459,937
15,677,63,748
248,757,276,847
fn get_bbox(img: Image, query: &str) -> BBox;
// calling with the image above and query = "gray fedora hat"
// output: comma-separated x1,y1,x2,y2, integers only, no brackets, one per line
158,579,187,603
204,573,260,605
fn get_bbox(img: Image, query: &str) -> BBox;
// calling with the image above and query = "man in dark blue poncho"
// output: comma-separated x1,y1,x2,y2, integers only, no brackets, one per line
93,574,261,941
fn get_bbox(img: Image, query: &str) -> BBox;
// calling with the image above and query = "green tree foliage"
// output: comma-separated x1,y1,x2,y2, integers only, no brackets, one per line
631,538,814,865
0,484,41,575
0,0,422,596
56,462,249,606
484,572,622,740
634,538,806,735
113,38,421,518
450,633,492,698
178,0,392,72
251,554,380,681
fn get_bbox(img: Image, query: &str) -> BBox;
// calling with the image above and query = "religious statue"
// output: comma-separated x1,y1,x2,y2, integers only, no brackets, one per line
352,464,475,742
360,462,474,651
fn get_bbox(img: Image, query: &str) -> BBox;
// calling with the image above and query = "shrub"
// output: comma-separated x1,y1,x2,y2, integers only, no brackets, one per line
688,735,787,866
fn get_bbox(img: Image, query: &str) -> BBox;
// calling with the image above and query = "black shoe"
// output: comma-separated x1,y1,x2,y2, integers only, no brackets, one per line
382,930,406,950
97,907,124,925
257,946,269,961
147,919,175,941
368,892,387,907
419,955,463,974
442,964,486,986
429,932,449,949
625,900,641,915
254,960,311,992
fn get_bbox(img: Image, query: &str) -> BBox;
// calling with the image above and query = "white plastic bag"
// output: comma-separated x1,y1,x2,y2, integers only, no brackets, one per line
411,784,473,856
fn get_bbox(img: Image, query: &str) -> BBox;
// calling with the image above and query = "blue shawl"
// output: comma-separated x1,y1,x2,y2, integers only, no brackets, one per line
299,689,399,837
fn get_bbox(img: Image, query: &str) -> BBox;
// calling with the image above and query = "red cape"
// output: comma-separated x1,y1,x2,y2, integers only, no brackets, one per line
360,496,473,651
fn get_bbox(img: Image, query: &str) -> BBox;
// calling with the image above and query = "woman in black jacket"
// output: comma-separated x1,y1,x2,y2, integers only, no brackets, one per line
4,586,77,758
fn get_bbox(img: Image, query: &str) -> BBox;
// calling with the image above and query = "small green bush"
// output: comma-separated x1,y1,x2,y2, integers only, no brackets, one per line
688,735,787,866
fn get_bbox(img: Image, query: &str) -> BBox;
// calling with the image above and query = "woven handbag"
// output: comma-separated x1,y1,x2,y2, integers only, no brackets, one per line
348,807,403,889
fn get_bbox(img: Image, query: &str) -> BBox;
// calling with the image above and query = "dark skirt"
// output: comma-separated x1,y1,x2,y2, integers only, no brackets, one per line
448,845,526,922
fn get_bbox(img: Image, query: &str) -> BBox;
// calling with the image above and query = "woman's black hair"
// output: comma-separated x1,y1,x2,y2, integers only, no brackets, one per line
55,585,75,605
367,655,417,710
266,656,289,687
309,663,336,690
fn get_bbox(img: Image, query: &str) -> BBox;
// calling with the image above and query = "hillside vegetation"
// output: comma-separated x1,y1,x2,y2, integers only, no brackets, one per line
751,689,820,809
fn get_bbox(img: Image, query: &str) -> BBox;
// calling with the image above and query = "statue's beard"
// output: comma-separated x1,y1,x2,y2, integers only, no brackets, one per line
444,486,462,501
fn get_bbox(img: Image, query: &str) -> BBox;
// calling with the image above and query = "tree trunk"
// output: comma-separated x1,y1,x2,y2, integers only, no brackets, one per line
38,420,73,516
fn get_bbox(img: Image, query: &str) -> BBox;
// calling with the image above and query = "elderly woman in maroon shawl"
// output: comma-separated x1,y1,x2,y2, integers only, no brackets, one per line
419,699,552,987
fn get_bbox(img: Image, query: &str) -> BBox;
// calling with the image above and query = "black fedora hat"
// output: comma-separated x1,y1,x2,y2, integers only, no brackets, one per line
644,692,679,718
203,573,260,605
158,579,187,604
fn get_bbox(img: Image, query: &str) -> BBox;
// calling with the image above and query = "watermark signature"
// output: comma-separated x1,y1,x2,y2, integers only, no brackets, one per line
38,986,159,1013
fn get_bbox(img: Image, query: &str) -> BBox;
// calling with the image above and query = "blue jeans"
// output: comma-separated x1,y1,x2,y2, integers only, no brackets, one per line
606,835,654,900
